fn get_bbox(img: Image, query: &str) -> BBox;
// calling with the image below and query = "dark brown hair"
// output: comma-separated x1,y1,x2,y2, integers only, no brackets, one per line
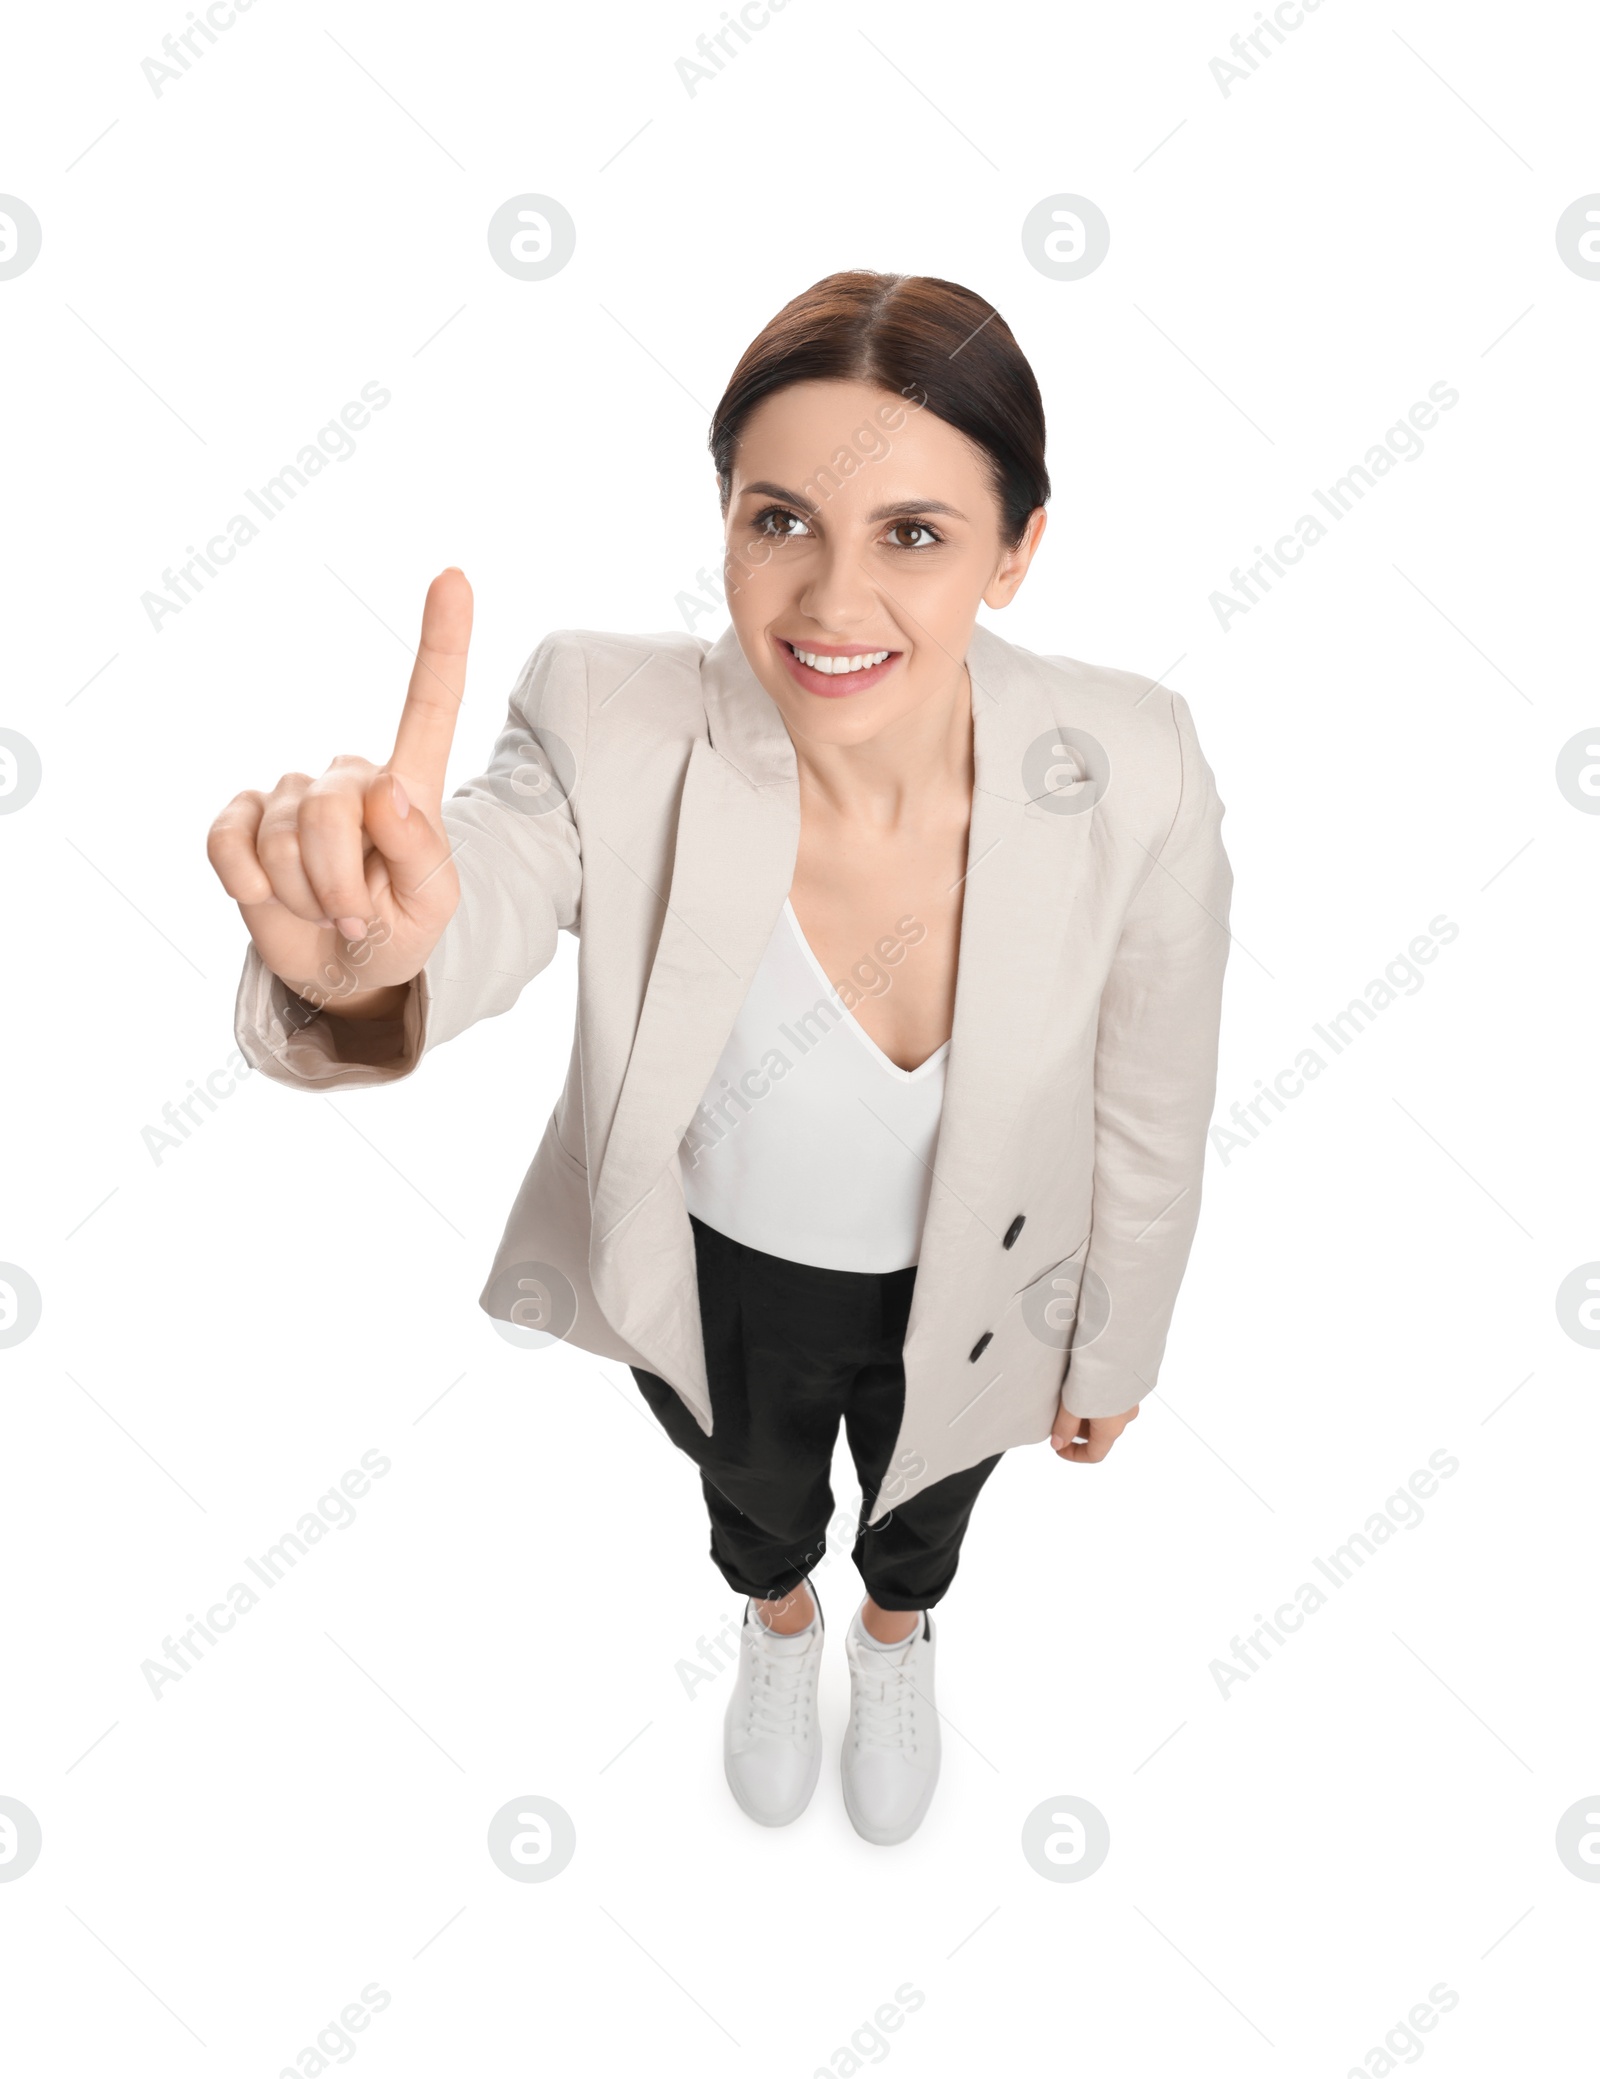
710,271,1049,547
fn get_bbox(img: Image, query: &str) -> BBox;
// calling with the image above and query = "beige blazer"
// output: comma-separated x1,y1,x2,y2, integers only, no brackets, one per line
234,622,1232,1524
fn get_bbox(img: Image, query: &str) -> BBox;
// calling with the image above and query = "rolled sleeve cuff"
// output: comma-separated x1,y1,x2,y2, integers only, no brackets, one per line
232,943,432,1089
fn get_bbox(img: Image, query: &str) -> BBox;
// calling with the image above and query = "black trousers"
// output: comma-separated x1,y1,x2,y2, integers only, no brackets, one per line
630,1214,1003,1611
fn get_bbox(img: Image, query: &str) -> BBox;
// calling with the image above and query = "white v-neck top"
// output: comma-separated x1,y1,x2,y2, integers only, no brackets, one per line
676,899,949,1272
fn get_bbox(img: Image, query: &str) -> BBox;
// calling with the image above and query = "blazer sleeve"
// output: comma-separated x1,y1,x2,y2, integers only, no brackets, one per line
1060,689,1233,1419
231,633,587,1090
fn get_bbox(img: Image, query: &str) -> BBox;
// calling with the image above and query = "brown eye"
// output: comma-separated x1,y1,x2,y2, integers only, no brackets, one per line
886,521,938,549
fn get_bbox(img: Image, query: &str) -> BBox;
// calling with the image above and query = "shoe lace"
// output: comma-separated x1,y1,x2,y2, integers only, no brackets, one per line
851,1649,920,1754
744,1633,815,1740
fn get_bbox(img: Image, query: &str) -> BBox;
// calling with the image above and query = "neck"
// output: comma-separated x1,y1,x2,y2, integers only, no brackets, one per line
787,658,974,825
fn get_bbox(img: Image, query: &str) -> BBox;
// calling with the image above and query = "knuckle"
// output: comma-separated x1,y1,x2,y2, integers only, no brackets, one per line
297,788,356,830
256,824,303,870
206,796,257,848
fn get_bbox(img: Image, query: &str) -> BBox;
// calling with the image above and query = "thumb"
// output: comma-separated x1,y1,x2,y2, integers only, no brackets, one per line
362,769,456,910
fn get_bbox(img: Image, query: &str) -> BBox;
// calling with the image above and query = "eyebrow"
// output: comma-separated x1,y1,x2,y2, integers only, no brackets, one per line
737,480,969,524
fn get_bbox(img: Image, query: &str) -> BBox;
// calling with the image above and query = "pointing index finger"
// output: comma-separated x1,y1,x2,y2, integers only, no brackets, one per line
389,567,474,801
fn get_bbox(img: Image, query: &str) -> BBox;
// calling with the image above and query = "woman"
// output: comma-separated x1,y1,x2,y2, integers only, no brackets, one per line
209,271,1233,1847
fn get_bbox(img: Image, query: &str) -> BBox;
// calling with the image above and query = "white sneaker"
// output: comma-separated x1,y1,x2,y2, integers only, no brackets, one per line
841,1605,941,1846
722,1583,824,1826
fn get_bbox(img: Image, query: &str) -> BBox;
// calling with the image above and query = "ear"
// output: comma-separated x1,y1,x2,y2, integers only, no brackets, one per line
983,507,1047,610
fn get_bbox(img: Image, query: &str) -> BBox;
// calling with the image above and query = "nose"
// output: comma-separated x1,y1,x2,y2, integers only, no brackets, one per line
796,537,878,636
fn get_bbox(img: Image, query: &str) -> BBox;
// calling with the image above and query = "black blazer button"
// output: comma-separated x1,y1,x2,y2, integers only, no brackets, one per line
1002,1214,1025,1249
968,1331,993,1362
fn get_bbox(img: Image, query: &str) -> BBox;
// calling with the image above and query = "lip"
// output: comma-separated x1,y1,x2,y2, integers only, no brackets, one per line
775,636,904,699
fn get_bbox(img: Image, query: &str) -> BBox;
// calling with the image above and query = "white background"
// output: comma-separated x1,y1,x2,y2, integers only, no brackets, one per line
3,0,1598,2072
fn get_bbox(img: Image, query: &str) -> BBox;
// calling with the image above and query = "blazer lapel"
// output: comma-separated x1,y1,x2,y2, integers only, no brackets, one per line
588,619,1101,1387
589,631,800,1359
905,623,1101,1313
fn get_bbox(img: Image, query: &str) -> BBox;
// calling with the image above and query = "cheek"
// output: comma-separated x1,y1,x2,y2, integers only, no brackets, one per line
891,557,988,637
724,573,793,678
724,530,772,581
726,551,800,612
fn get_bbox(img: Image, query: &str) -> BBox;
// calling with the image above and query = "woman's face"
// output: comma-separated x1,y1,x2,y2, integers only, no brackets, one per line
720,378,1045,746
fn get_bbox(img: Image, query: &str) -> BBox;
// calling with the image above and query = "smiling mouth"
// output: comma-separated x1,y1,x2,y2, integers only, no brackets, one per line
782,640,894,675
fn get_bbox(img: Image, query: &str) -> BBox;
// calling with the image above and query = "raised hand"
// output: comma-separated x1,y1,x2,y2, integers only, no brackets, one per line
206,568,473,1016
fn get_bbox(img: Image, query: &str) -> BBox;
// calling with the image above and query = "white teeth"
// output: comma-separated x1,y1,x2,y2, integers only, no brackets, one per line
790,646,891,675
